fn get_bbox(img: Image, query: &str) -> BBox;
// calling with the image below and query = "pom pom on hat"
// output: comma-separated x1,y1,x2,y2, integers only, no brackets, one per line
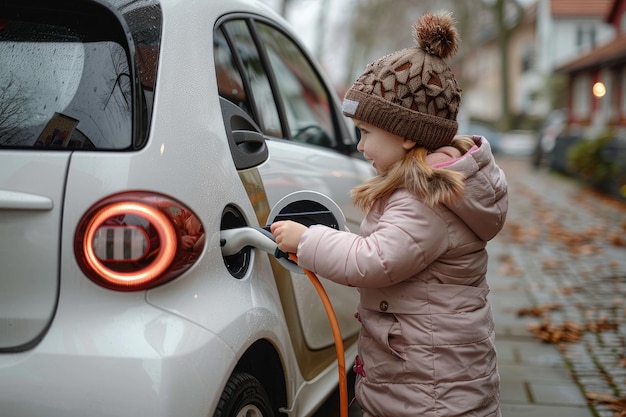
342,10,462,150
414,11,459,60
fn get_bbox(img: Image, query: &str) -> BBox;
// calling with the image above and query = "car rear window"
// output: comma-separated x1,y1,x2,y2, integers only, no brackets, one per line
0,5,135,150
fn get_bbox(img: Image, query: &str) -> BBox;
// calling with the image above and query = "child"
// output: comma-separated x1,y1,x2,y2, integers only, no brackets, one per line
271,10,507,417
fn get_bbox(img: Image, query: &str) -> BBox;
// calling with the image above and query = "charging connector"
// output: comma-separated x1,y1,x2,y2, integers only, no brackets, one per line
220,227,276,256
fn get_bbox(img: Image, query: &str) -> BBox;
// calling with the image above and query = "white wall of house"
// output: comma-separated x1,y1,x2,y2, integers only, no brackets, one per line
537,0,614,73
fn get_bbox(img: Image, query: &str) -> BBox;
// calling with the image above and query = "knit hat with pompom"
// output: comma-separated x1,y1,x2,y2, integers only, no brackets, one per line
342,10,462,150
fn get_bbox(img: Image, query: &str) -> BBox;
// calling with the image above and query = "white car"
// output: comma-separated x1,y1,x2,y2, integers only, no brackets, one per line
0,0,373,416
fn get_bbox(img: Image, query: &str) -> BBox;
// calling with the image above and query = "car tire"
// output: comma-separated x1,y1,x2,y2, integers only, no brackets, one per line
213,372,274,417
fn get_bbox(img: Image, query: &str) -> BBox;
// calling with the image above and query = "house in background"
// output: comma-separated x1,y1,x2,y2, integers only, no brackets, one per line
454,7,509,126
537,0,614,73
545,0,626,201
510,2,542,119
457,0,614,130
556,0,626,138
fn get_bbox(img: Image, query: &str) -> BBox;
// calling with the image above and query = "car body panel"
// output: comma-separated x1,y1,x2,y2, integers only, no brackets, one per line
0,301,235,417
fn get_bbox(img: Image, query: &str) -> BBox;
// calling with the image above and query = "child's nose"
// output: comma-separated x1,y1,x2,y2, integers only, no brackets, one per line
356,138,364,152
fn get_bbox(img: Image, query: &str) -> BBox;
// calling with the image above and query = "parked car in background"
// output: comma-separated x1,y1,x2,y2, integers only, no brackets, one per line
499,129,537,156
0,0,373,416
532,109,567,167
457,120,502,154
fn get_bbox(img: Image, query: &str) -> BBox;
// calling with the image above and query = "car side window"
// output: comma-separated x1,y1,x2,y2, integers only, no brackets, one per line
214,28,252,118
218,20,283,138
256,23,336,149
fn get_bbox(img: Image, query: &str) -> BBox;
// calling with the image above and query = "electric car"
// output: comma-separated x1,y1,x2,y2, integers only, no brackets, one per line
0,0,374,416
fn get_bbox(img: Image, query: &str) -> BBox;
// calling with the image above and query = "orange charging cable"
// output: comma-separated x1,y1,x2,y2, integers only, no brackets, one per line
288,253,348,417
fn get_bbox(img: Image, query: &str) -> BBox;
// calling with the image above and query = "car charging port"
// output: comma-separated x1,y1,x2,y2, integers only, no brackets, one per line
219,191,346,276
220,206,252,279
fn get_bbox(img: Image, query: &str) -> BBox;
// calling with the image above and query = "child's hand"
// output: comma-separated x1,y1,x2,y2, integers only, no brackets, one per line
270,221,308,254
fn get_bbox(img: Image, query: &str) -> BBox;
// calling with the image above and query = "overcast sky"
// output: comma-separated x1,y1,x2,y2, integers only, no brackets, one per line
259,0,357,87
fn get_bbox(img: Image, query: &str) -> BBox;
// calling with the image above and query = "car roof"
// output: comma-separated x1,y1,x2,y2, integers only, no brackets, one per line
100,0,289,34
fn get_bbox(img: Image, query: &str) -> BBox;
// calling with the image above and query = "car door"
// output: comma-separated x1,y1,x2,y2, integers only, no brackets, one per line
214,15,373,376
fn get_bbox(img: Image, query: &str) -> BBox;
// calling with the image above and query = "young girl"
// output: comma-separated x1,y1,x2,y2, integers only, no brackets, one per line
271,11,507,417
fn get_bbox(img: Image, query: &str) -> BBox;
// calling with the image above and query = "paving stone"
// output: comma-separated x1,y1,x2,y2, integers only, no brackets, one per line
500,381,531,403
497,363,572,382
500,403,594,417
529,382,587,406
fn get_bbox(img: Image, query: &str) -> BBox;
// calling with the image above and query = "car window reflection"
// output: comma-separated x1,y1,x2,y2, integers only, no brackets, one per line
256,22,335,149
222,20,283,138
0,19,132,149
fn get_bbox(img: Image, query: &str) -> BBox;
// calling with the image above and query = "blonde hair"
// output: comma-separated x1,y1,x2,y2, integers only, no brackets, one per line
351,135,475,211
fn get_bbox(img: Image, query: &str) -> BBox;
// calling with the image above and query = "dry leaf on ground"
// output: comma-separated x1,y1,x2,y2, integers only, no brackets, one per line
517,303,561,317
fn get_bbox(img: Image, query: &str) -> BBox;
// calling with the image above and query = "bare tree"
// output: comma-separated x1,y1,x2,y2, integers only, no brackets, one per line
493,0,525,130
101,44,132,113
343,0,430,87
0,77,30,145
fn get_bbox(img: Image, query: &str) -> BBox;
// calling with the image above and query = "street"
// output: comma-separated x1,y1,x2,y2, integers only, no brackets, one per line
315,154,626,417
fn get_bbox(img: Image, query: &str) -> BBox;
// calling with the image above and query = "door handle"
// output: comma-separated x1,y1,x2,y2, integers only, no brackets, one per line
232,130,265,147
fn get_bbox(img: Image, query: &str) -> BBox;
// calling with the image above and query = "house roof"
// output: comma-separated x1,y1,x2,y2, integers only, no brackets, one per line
551,0,614,18
557,33,626,73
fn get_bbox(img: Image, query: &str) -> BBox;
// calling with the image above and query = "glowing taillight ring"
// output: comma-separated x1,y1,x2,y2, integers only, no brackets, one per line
83,202,177,287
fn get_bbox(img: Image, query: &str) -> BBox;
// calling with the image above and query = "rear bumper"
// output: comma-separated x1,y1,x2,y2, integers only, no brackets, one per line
0,305,232,417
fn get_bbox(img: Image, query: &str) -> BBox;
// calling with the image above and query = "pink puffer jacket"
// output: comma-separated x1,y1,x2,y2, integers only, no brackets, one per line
296,136,507,417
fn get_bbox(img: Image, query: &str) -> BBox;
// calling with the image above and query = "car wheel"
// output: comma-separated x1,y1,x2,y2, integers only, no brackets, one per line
213,372,274,417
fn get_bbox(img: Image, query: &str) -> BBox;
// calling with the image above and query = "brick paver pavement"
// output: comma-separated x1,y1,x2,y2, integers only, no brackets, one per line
491,155,626,417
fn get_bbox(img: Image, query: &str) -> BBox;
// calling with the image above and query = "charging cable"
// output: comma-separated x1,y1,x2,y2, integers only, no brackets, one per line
221,227,349,417
288,252,348,417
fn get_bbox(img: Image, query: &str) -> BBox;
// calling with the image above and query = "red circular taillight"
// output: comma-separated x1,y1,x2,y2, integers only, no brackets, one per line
74,192,205,291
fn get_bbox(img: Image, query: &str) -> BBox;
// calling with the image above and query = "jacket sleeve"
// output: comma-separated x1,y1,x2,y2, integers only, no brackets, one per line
296,192,449,288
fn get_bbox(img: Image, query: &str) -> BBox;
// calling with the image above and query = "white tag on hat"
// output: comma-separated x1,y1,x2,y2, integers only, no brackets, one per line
342,99,358,115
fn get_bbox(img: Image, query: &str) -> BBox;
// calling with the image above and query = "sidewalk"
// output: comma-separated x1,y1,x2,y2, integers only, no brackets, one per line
491,155,626,417
490,239,593,416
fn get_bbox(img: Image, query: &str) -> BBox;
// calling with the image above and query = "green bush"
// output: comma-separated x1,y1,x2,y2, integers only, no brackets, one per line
567,133,618,186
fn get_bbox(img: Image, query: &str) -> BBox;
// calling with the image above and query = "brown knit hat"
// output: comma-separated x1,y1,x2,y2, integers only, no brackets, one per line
342,10,462,150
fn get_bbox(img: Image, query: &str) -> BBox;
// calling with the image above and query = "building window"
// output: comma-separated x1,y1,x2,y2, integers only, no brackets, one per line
521,44,535,73
576,25,597,49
